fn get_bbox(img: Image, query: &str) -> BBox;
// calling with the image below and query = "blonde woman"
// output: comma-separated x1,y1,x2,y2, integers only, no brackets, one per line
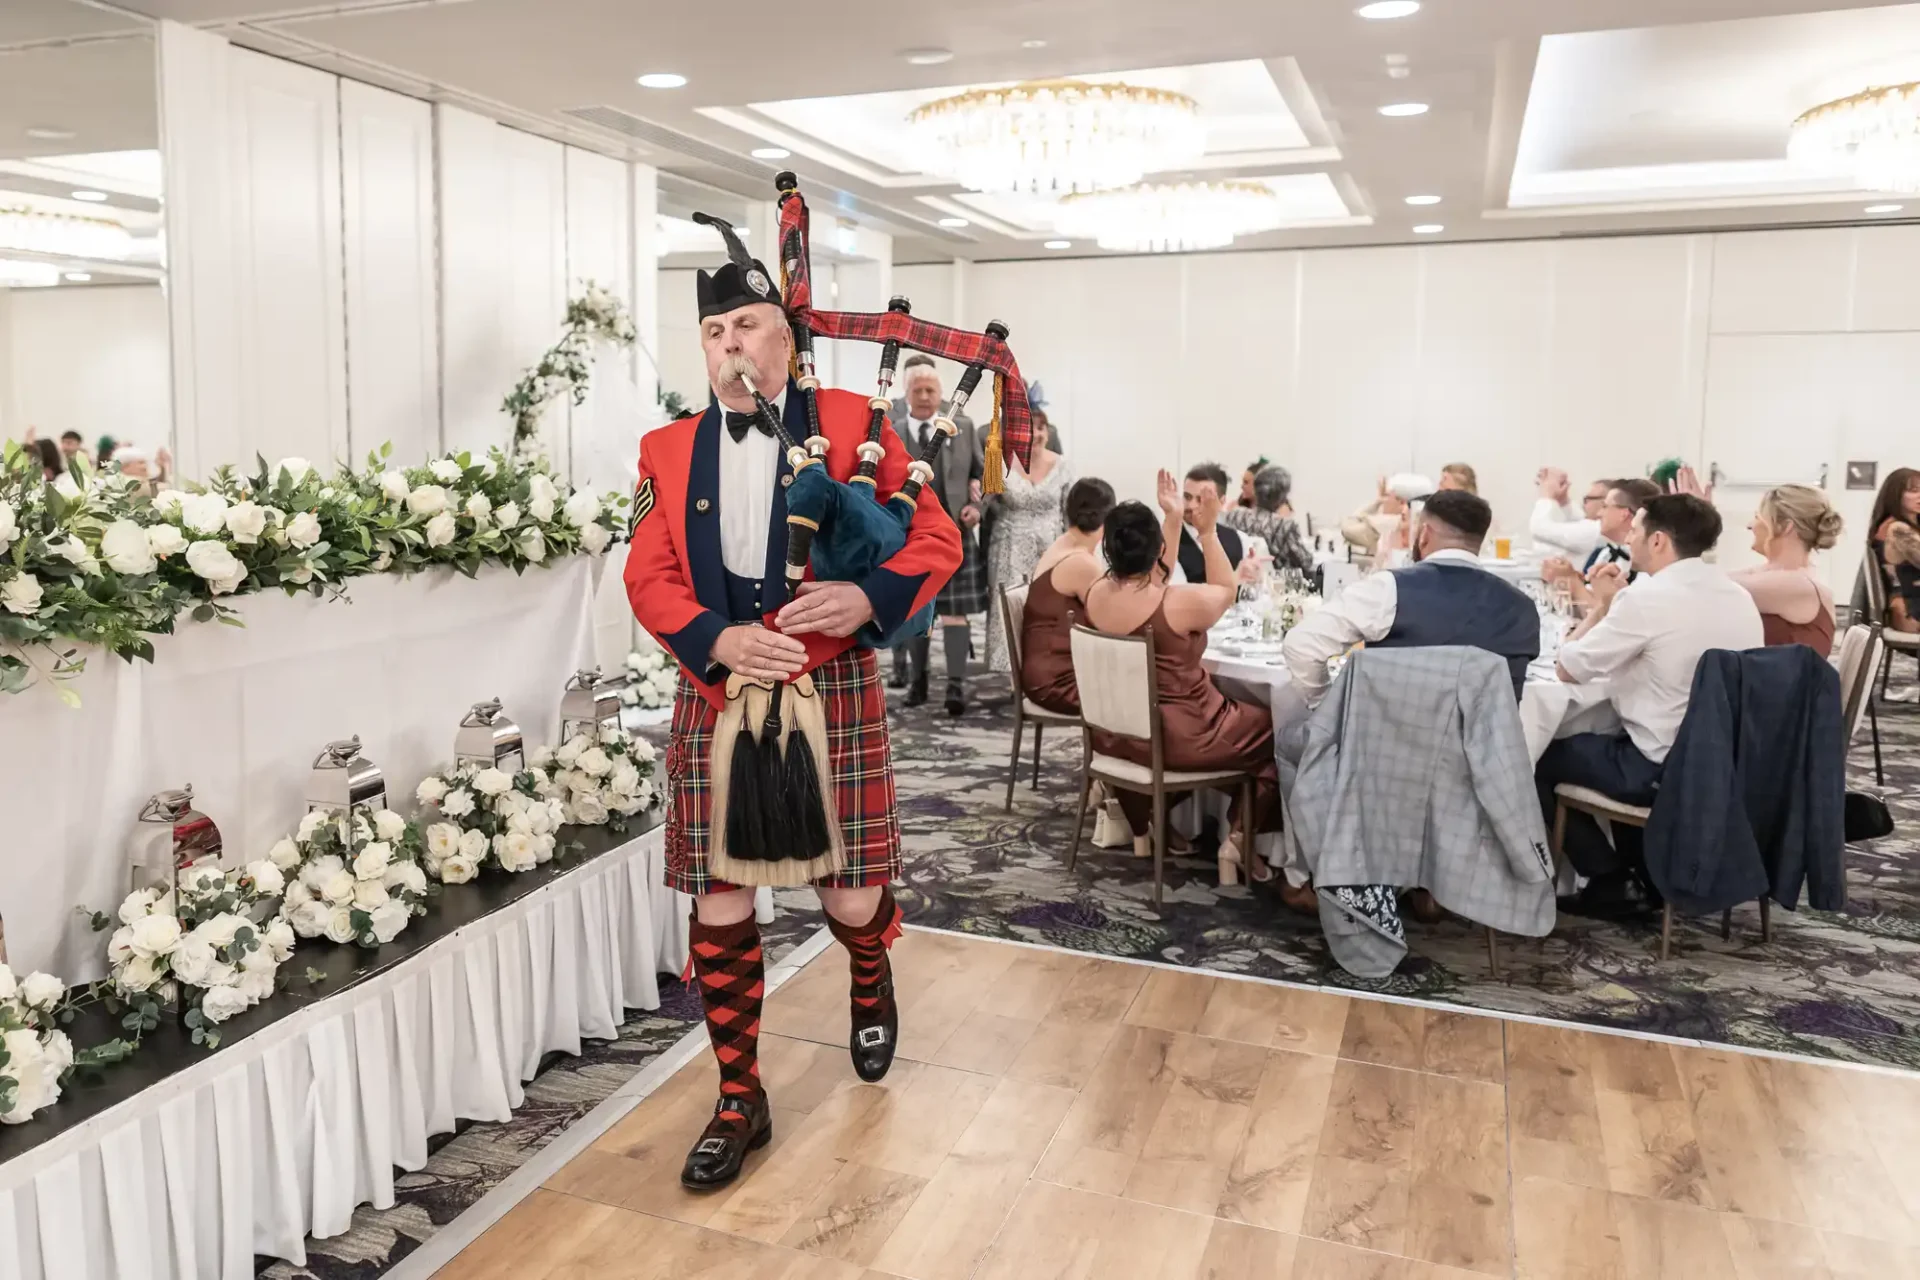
1729,484,1841,657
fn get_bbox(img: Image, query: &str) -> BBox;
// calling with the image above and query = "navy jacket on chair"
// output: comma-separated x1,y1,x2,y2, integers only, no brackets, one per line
1644,646,1845,914
1373,561,1541,700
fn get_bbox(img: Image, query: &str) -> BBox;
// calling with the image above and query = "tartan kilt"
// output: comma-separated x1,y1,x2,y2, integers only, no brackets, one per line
935,526,988,616
664,647,901,896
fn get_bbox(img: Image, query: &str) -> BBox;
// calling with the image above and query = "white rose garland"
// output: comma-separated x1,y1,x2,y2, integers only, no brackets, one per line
274,809,431,949
416,759,567,880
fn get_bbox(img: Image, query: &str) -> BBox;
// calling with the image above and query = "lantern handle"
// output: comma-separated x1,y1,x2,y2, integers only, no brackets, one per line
312,735,363,768
566,667,604,691
463,698,506,725
138,785,194,822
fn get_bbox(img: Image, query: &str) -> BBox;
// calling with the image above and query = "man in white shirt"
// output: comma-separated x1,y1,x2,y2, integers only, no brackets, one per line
1537,493,1763,911
1529,468,1609,560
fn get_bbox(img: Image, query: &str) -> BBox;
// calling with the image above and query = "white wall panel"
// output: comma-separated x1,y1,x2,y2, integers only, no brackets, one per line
1709,227,1854,335
2,286,172,452
1179,250,1301,494
1848,225,1920,332
563,146,633,489
227,47,347,468
340,79,437,466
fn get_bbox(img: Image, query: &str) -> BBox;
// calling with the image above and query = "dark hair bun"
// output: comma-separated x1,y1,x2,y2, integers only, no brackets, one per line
1102,501,1163,579
1064,477,1116,533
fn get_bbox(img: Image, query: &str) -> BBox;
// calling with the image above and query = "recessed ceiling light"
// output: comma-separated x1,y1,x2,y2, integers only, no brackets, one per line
1412,224,1444,234
902,48,954,66
750,146,791,160
1357,1,1421,17
63,272,91,282
1405,194,1441,205
1865,203,1903,214
636,72,686,89
25,127,75,141
937,216,970,228
70,190,109,202
1378,102,1429,117
1022,38,1048,49
1044,239,1072,250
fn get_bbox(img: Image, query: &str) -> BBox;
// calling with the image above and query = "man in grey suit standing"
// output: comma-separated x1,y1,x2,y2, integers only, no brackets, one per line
888,355,985,714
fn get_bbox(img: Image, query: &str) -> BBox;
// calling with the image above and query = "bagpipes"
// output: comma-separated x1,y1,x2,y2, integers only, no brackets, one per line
694,174,1035,887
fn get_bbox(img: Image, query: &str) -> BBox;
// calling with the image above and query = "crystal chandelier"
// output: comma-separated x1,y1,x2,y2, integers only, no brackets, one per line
1054,181,1285,253
907,79,1206,196
0,207,135,260
1789,82,1920,193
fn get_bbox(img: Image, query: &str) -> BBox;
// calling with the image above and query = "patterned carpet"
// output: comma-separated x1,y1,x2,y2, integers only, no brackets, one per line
260,651,1920,1278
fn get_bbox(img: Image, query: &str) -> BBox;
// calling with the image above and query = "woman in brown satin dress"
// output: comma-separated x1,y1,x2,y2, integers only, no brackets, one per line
1019,478,1116,716
1084,474,1283,889
1729,485,1839,658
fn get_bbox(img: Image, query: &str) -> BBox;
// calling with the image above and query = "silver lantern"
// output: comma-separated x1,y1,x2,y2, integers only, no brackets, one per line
455,699,525,774
130,785,224,895
559,668,623,744
305,736,387,819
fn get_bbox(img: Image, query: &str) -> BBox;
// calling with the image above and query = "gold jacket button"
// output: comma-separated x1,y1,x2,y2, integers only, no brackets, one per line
781,475,794,488
695,498,711,513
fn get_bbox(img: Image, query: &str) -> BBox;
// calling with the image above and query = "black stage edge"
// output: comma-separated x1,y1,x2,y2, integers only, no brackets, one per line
0,814,664,1166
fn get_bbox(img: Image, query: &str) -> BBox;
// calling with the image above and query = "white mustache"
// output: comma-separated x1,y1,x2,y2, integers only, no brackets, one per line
719,354,760,391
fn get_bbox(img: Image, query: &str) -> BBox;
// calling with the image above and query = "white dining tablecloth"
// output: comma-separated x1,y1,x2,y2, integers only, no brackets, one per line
0,825,684,1280
1,559,610,982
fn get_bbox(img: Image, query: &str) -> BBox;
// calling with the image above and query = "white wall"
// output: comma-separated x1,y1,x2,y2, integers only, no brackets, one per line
0,286,172,451
901,222,1920,595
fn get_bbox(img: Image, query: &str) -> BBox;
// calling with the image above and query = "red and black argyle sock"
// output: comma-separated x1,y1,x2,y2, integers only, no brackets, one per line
687,913,766,1127
825,887,903,1029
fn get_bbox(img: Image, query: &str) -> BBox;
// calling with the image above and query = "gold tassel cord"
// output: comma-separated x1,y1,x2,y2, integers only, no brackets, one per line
981,373,1006,495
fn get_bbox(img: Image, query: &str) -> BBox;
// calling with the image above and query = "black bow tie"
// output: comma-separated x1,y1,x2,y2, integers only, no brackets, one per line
725,411,774,443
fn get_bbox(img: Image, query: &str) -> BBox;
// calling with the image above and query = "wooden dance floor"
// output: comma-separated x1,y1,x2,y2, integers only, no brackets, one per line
439,930,1920,1279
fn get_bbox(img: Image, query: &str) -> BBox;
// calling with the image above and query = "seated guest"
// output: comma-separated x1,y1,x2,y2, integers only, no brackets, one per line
1538,494,1764,913
1237,457,1270,509
1438,462,1478,495
1019,477,1116,716
1530,467,1609,561
1869,466,1920,635
1084,489,1287,892
1730,485,1840,657
1172,462,1245,581
1284,490,1540,706
1223,465,1313,573
1541,478,1659,606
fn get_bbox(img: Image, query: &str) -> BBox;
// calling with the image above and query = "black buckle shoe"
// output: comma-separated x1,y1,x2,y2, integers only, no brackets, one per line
850,976,899,1083
888,664,909,689
680,1094,773,1191
905,677,929,708
945,685,966,718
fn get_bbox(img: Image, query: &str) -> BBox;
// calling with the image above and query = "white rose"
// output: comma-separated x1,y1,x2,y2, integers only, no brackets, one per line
609,761,640,793
196,913,245,949
285,511,322,549
495,832,537,873
198,985,251,1024
287,899,331,938
563,491,598,529
416,776,449,806
429,458,462,483
472,768,512,797
321,870,356,906
579,521,612,555
262,918,296,961
369,901,411,944
0,501,15,552
424,511,458,548
1,573,43,616
117,887,160,926
0,966,23,1002
16,971,60,1013
169,935,219,985
115,954,163,994
145,523,188,560
572,792,609,825
304,854,346,881
528,493,556,524
384,861,428,897
630,736,656,763
283,878,313,909
577,747,613,778
506,808,533,835
373,810,408,842
441,789,475,818
352,879,389,911
353,842,393,880
180,492,229,534
41,1029,72,1076
532,833,555,864
224,501,268,545
268,837,302,871
457,828,489,861
425,823,460,860
373,472,406,504
406,485,449,517
494,500,521,530
438,852,478,884
324,907,357,944
236,965,275,1002
274,457,313,484
185,540,248,595
0,1031,52,1121
525,802,554,835
106,927,135,966
245,860,286,897
128,913,182,957
520,529,547,562
555,737,584,767
465,492,493,524
151,489,184,515
101,519,158,575
297,809,330,842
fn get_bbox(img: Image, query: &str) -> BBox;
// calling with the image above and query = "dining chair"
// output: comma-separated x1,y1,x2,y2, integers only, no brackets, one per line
1862,560,1920,702
1068,624,1255,909
997,583,1083,811
1835,623,1886,785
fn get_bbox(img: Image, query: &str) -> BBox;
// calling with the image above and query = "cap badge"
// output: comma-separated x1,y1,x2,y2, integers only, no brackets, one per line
746,268,772,296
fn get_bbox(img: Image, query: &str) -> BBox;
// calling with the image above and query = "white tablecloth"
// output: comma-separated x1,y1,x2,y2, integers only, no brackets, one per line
1,559,607,981
0,826,684,1280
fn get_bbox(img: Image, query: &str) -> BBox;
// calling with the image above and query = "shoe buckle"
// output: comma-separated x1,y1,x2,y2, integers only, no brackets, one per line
856,1025,890,1049
694,1137,730,1156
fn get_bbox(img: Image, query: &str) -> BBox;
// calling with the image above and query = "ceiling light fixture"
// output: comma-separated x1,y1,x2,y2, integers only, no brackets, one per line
0,259,59,288
1021,39,1048,49
0,207,134,259
70,190,110,202
908,79,1206,195
902,48,954,66
1404,194,1441,205
25,127,75,141
1043,239,1072,249
936,216,971,227
750,146,791,159
1378,102,1429,117
1412,223,1444,234
1357,1,1421,18
1790,82,1920,192
635,72,687,89
1055,180,1284,253
63,272,91,282
1865,202,1904,213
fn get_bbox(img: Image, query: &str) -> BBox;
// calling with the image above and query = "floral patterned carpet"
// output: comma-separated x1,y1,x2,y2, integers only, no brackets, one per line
259,653,1920,1278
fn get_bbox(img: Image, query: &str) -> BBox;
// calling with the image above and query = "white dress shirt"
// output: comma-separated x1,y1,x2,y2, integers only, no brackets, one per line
1281,548,1485,706
718,387,784,576
1529,498,1603,560
1555,556,1764,763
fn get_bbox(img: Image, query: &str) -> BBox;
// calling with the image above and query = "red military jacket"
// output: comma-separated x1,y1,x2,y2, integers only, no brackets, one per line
624,383,963,711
